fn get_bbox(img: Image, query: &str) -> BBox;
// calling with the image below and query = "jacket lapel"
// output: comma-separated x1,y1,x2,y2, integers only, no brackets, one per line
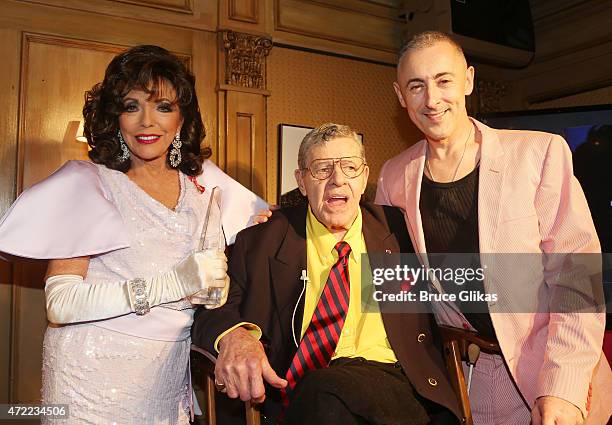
361,202,418,254
361,205,428,354
361,205,392,255
404,123,506,271
403,141,428,258
402,141,441,295
269,206,308,345
474,119,505,253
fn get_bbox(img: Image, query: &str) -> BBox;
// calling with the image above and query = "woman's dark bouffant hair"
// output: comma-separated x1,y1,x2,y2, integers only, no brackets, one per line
83,45,210,176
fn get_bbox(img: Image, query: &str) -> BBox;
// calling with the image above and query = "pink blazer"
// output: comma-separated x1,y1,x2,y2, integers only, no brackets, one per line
376,118,612,423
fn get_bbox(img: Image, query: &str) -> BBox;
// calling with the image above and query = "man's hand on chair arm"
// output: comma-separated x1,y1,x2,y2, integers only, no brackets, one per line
215,327,288,403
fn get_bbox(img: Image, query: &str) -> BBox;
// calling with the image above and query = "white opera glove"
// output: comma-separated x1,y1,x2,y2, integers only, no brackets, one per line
45,250,228,324
151,249,229,307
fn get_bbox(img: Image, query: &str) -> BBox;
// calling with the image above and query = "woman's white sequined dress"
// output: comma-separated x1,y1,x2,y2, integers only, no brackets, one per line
41,164,209,425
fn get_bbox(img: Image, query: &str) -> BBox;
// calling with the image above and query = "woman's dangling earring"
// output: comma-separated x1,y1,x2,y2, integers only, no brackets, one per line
169,131,182,168
117,129,130,162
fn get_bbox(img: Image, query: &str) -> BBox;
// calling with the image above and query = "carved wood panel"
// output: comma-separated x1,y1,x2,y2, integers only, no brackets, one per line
222,30,272,90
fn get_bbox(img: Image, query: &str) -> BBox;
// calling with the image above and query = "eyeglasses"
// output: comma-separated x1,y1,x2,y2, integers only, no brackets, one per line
303,156,367,180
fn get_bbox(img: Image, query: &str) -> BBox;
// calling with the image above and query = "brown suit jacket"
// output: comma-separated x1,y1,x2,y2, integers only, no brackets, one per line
192,202,460,422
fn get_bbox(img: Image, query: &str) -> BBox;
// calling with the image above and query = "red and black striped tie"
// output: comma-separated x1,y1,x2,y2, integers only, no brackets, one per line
280,241,352,407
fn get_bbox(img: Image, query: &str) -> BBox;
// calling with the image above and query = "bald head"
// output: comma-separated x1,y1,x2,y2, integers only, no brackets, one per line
398,31,467,68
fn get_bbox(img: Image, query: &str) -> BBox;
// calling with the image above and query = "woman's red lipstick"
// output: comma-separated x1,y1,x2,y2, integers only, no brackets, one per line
134,134,161,144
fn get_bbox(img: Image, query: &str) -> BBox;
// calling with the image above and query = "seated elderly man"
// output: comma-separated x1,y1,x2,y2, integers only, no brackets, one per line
192,123,460,425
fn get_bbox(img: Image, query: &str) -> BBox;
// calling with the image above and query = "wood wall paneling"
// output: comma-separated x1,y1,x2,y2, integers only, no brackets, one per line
10,261,47,403
235,113,255,186
521,41,612,105
18,0,217,31
0,27,21,215
0,1,196,54
117,0,192,13
191,30,220,165
0,26,21,404
276,0,398,50
308,0,402,19
19,35,119,191
219,0,266,34
224,90,267,198
229,0,259,23
217,90,227,171
0,259,13,403
217,28,271,198
530,85,612,109
272,0,402,64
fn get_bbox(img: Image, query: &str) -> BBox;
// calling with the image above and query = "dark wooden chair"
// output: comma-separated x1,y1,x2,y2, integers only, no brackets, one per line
438,325,502,425
191,344,261,425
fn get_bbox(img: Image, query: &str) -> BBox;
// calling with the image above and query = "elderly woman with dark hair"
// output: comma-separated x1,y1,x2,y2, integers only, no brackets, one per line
84,45,207,175
0,45,266,424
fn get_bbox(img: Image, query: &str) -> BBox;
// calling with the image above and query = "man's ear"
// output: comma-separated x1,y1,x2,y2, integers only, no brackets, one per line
393,82,407,108
465,66,475,96
294,169,307,196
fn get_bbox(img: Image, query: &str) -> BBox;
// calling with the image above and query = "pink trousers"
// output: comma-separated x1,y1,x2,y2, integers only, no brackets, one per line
463,352,532,425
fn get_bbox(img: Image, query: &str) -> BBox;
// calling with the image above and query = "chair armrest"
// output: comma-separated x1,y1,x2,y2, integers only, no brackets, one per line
192,344,218,364
438,325,501,355
190,344,262,425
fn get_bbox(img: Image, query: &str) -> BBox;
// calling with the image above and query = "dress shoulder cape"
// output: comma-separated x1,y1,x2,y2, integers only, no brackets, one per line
0,161,128,260
0,160,268,260
199,159,268,245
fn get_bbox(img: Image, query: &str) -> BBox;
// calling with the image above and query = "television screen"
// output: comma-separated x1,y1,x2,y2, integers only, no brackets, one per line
480,105,612,152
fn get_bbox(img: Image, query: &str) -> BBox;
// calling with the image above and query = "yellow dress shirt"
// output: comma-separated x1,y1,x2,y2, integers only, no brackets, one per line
215,208,398,364
303,208,397,363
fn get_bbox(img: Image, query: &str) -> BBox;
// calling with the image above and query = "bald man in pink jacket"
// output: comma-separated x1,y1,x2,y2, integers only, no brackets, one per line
376,30,612,425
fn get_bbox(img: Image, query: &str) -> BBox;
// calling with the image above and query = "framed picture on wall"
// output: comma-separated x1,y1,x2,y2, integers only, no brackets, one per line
278,124,313,204
277,123,364,206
